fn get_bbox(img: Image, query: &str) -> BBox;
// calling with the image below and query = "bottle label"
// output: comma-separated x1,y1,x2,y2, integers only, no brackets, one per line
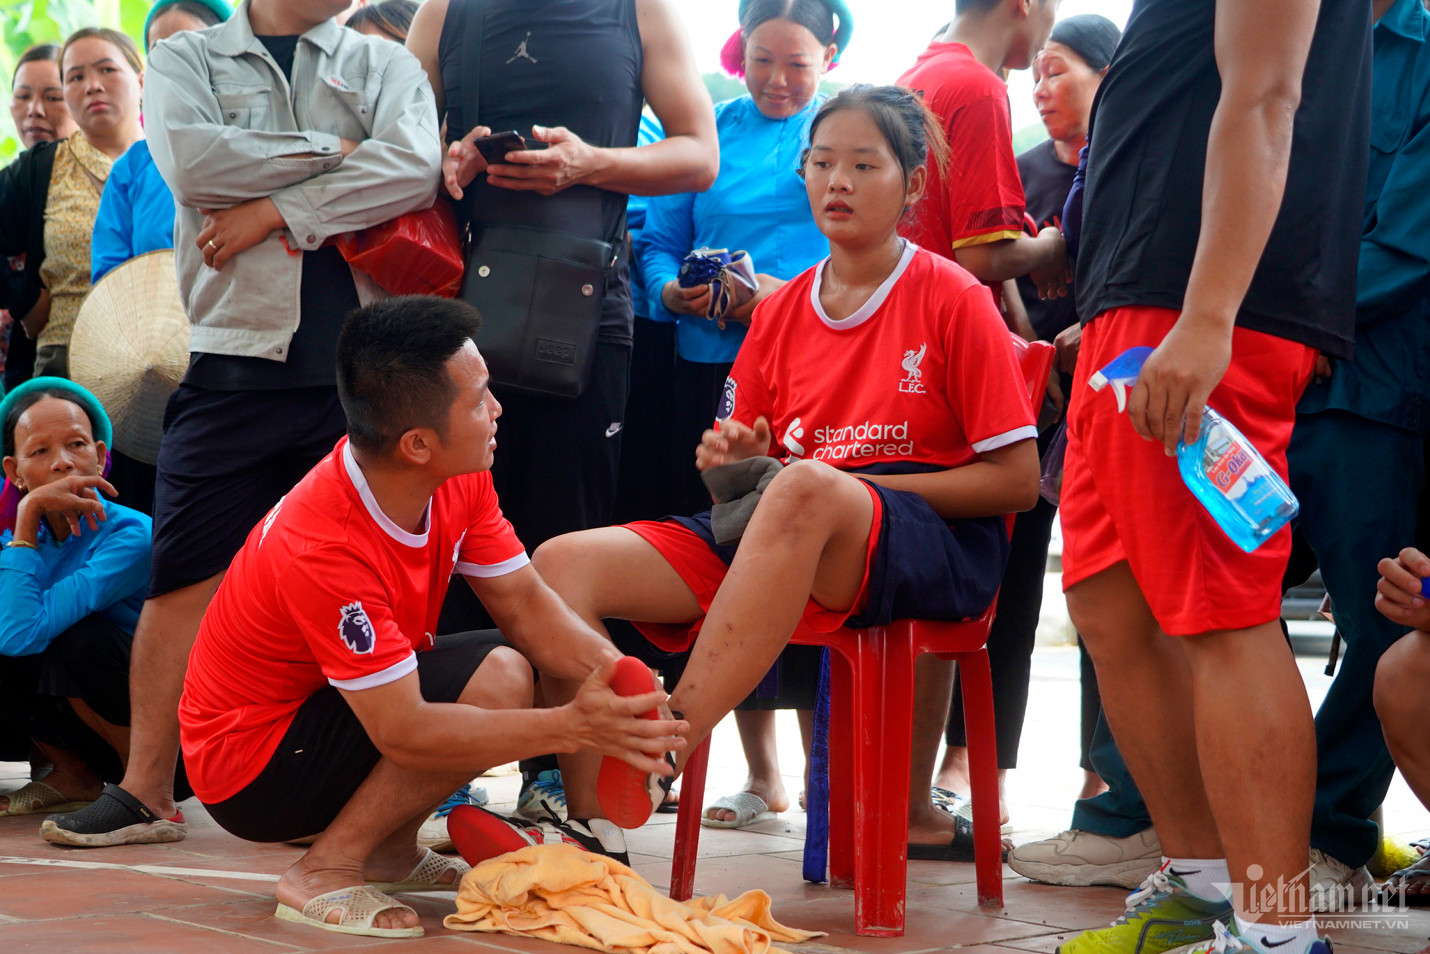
1203,427,1277,512
1206,442,1253,492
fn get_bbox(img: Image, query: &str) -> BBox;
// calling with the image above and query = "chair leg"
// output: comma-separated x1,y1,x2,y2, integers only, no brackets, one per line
957,648,1005,908
803,649,832,884
670,736,710,901
850,628,915,937
826,648,856,888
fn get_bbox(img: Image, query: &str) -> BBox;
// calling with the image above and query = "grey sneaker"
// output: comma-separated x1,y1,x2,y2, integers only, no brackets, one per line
1009,827,1161,889
1307,848,1374,912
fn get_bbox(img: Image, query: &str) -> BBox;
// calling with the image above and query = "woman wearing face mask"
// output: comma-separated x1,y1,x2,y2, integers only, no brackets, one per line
632,0,850,832
937,14,1121,831
0,28,145,382
89,1,232,287
3,45,78,393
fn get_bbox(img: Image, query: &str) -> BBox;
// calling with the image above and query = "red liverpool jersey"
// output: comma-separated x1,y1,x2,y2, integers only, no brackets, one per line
720,242,1036,470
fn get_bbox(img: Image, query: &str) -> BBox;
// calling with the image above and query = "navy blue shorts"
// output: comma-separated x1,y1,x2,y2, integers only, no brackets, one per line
626,480,1010,651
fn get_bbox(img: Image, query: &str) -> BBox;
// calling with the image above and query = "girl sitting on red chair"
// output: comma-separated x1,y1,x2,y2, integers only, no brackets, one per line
529,84,1041,862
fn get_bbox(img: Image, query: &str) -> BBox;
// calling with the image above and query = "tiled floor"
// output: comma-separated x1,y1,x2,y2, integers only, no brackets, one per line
0,646,1426,954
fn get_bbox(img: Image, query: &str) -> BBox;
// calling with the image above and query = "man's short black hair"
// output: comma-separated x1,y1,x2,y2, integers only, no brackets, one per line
336,296,483,455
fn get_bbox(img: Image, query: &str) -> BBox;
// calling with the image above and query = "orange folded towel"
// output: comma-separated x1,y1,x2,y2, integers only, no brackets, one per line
444,843,824,954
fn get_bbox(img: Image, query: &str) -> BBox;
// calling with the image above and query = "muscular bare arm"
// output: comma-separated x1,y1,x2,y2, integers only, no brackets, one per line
1127,0,1321,453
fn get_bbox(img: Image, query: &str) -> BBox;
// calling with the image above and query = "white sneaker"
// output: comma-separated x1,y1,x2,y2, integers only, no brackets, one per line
417,785,489,853
1308,847,1374,912
1008,827,1161,889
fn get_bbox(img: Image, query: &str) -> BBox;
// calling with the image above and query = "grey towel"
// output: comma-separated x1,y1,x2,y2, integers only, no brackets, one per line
701,456,785,544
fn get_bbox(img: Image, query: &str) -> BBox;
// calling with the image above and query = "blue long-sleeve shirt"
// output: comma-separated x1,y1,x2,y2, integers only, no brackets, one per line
91,140,176,284
627,113,665,322
0,502,151,656
636,95,829,364
1298,0,1430,434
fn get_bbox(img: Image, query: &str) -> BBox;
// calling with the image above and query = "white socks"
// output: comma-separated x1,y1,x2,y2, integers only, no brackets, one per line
1237,915,1319,954
1164,856,1232,902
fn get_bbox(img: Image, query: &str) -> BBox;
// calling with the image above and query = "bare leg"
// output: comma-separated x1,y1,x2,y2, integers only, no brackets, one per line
669,462,874,744
1066,562,1221,859
276,646,533,932
1375,631,1430,903
118,574,224,816
0,742,100,810
540,462,875,820
906,656,961,845
1180,622,1314,926
933,746,1010,825
68,699,130,766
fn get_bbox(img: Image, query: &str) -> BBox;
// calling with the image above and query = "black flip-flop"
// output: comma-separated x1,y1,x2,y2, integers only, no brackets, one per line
907,815,1011,862
655,787,680,814
1384,853,1430,907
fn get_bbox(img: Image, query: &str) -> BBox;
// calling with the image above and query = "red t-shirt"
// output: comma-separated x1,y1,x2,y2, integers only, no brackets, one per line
898,43,1026,257
719,242,1036,469
179,438,528,803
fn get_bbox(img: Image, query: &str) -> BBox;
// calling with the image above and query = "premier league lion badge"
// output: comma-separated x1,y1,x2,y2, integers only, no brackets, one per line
339,601,376,654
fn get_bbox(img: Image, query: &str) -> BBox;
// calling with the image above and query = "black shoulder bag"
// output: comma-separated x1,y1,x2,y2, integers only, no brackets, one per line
450,0,617,398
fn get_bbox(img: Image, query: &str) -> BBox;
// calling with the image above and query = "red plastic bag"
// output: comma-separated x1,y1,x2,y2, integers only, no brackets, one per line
332,200,464,298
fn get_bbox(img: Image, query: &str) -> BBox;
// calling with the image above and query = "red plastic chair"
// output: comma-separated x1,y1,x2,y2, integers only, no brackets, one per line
669,337,1056,937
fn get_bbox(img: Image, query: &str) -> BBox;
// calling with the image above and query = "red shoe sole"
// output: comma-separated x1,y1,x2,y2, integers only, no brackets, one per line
596,656,661,830
446,805,535,866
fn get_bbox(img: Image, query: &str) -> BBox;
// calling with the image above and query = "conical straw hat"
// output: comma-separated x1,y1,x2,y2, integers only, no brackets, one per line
69,249,189,464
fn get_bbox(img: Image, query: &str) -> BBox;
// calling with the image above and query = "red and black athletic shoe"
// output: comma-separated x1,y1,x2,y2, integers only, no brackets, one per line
447,805,630,867
595,656,679,830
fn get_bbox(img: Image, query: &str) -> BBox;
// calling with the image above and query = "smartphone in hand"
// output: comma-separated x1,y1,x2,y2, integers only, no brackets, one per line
474,130,549,164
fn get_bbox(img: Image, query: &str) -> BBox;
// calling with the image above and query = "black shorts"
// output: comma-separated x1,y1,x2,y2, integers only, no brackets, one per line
488,341,631,550
203,629,507,843
150,384,347,596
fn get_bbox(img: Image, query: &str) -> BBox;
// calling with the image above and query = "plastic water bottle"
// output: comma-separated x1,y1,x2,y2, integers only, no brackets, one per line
1089,347,1299,553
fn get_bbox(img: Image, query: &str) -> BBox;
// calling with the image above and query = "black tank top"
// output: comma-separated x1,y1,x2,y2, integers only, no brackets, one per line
1075,0,1371,359
439,0,644,344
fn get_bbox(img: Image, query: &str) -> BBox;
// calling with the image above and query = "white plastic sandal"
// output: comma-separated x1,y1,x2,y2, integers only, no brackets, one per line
368,847,470,892
274,884,423,938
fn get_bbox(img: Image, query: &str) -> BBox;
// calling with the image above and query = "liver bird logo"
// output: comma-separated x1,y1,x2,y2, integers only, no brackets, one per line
901,343,927,381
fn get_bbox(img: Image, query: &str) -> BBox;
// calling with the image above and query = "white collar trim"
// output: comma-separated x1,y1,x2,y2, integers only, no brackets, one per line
809,240,917,330
342,442,430,548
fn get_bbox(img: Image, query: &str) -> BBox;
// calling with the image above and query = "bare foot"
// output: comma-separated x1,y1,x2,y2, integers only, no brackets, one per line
703,776,790,824
907,803,959,848
277,856,419,933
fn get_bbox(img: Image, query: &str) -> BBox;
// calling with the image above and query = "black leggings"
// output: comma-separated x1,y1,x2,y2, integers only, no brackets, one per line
0,615,133,778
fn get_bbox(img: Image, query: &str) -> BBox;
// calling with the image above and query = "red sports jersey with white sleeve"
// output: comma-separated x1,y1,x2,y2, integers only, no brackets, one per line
898,43,1027,257
179,438,528,803
719,242,1036,469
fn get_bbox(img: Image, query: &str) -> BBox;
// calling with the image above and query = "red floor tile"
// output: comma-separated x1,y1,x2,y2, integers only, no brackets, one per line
0,913,302,953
